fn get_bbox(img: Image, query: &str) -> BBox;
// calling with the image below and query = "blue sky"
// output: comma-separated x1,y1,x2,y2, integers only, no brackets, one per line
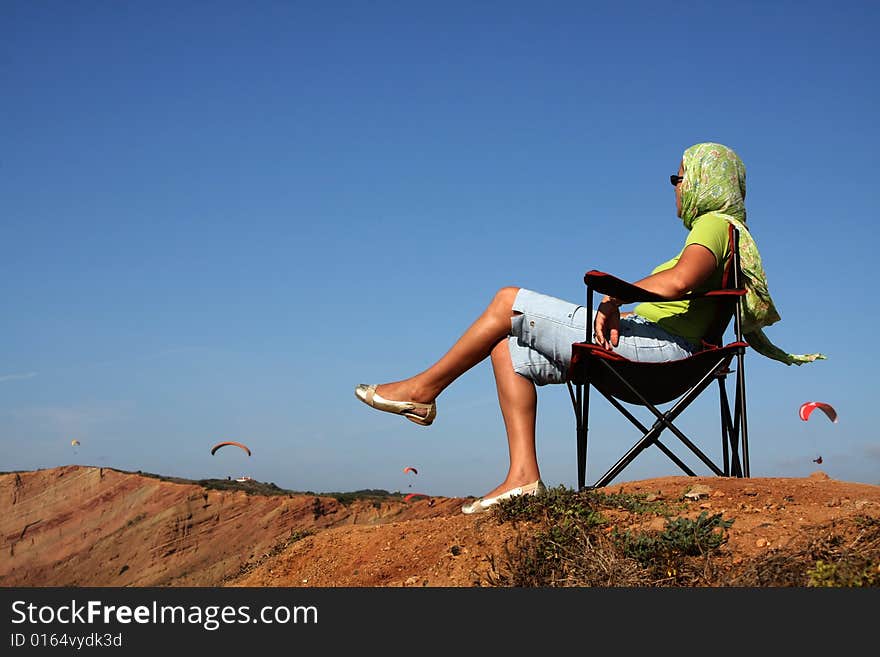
3,1,878,497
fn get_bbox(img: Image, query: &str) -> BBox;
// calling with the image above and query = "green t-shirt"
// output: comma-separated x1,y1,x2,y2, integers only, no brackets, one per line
633,212,731,346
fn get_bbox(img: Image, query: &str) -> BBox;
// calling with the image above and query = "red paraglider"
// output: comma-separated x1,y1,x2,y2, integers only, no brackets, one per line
799,401,838,424
210,441,252,456
404,493,429,502
403,466,418,475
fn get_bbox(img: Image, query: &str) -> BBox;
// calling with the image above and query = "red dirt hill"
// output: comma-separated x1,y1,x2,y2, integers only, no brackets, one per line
2,465,879,587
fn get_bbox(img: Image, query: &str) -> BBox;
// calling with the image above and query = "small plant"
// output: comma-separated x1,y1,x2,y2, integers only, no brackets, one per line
589,490,680,516
615,511,733,565
493,485,605,527
807,559,878,588
485,487,736,587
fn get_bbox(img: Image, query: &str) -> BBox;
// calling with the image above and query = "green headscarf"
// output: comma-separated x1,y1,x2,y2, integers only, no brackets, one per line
680,143,826,366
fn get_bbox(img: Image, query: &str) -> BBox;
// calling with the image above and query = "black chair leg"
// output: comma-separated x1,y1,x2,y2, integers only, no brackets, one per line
718,376,730,476
571,354,743,489
736,351,750,477
568,381,591,491
719,378,743,477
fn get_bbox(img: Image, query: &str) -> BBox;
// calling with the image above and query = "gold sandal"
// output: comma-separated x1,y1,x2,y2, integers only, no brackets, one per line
461,479,546,514
354,384,437,426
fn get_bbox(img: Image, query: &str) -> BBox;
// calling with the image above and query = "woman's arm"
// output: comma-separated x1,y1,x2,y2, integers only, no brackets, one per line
594,243,717,350
628,243,718,299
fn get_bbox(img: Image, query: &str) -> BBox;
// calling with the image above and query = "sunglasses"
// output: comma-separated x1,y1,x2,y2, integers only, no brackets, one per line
670,174,684,186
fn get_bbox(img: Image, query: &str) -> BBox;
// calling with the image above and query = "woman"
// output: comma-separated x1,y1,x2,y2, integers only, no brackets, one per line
355,142,823,514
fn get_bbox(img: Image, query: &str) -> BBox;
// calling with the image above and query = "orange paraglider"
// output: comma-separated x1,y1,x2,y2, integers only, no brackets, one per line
799,401,838,424
210,441,252,457
403,466,418,487
404,493,429,502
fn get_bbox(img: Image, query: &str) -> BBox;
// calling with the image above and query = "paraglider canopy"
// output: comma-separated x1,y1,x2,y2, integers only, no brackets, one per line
403,466,418,475
70,439,81,447
799,401,838,424
404,493,429,502
210,441,252,456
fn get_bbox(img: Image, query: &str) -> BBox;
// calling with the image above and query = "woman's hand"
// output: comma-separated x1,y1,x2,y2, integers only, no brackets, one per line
594,297,621,350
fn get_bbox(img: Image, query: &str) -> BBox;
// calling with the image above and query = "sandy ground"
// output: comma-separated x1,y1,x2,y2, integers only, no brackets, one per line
231,470,880,586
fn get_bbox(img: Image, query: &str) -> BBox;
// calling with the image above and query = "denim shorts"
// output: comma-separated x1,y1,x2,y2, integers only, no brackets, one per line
508,288,697,386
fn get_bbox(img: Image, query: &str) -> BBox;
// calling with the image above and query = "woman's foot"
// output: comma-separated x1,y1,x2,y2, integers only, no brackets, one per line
373,382,433,406
461,479,546,514
354,383,437,426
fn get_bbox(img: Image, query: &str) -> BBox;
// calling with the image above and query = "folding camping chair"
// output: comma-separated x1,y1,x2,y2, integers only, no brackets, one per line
566,225,749,490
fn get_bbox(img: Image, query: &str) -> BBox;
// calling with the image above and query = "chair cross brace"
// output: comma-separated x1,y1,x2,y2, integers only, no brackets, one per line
572,350,730,489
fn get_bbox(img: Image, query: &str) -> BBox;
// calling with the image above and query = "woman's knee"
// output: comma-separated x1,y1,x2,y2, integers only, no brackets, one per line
491,286,520,314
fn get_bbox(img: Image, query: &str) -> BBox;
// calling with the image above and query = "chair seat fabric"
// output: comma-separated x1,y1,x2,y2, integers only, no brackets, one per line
569,341,748,406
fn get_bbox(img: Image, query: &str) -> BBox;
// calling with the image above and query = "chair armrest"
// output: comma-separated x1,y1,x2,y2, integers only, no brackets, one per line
583,271,747,304
701,289,746,298
583,271,666,303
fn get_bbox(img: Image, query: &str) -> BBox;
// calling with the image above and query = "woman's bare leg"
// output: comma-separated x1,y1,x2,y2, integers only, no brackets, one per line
375,286,521,405
480,338,540,499
370,284,541,495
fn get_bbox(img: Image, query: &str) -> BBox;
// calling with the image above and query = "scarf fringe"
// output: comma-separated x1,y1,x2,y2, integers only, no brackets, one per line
721,216,825,366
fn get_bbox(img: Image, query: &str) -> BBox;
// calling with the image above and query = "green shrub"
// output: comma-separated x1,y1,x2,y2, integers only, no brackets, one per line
616,512,732,565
